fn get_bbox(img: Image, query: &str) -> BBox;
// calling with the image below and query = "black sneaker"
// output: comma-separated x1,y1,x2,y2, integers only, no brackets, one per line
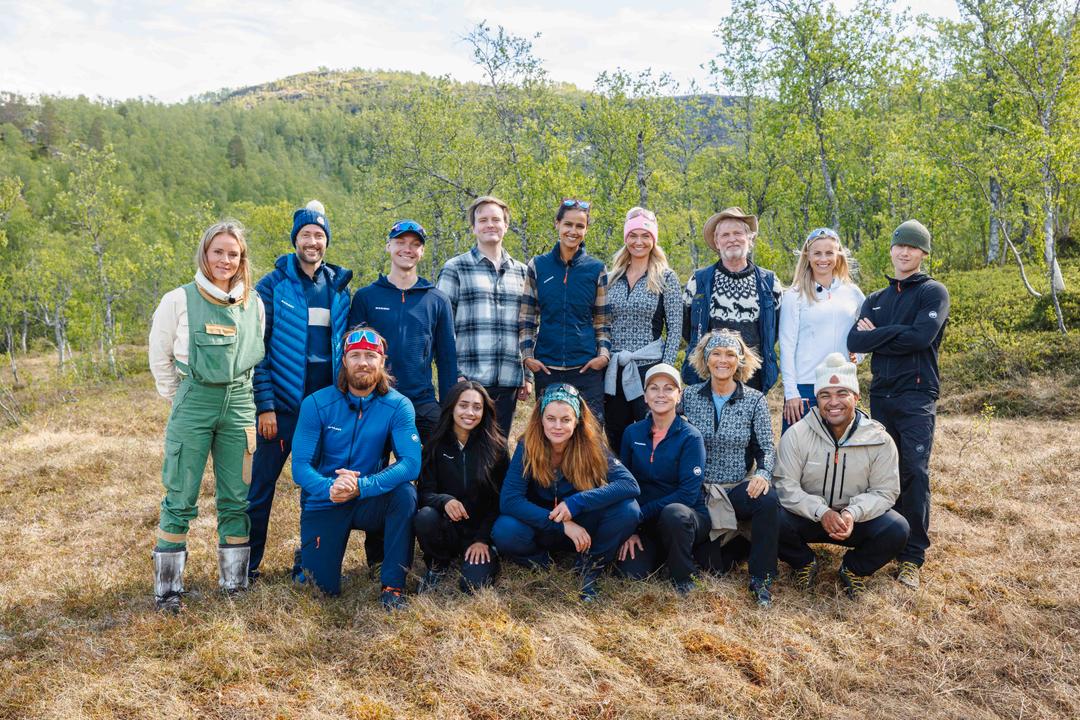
417,567,447,595
791,557,820,591
380,586,407,611
748,576,773,608
838,564,869,600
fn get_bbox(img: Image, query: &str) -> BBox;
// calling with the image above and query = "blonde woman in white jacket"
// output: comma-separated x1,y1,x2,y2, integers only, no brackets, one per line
779,227,864,433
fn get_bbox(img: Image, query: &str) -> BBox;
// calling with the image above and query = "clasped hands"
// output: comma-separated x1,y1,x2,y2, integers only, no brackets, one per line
329,469,360,503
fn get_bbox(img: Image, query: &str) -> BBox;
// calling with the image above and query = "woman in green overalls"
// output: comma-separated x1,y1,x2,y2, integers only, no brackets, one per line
148,220,265,612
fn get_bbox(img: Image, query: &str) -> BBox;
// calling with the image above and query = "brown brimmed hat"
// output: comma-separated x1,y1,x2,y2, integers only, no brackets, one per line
703,207,758,250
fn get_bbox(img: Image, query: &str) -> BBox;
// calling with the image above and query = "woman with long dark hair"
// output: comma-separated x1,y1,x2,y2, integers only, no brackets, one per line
414,381,509,593
492,384,640,601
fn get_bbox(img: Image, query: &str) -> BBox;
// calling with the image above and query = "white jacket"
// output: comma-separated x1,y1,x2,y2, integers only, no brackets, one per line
778,280,865,399
148,273,265,400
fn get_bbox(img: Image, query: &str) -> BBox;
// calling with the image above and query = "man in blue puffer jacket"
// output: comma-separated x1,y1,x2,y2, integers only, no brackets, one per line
291,327,420,610
247,201,353,580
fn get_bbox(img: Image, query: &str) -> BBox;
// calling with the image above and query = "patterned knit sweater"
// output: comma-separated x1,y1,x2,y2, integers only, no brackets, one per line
607,267,683,366
682,380,775,486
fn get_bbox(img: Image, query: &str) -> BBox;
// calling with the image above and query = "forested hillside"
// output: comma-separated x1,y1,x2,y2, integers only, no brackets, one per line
0,2,1076,382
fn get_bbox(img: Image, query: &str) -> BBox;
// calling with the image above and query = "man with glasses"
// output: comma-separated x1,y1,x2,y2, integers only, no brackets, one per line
248,200,352,581
291,327,420,610
682,207,782,392
349,219,458,443
437,196,531,439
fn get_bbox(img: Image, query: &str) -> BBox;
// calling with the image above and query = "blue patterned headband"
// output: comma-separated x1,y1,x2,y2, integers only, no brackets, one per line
705,331,744,359
540,383,582,417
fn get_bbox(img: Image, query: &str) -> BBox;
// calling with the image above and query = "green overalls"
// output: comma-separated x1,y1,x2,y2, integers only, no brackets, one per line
156,283,265,551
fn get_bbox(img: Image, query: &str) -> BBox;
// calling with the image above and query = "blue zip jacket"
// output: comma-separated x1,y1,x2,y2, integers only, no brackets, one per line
620,415,708,522
253,255,352,415
681,262,778,391
499,443,640,533
348,275,458,406
529,243,609,367
846,272,949,398
291,384,421,511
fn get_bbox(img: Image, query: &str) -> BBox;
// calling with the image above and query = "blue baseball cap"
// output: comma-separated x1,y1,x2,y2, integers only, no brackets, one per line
388,219,427,244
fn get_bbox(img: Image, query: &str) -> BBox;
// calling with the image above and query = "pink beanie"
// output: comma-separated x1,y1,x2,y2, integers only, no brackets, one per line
624,214,658,243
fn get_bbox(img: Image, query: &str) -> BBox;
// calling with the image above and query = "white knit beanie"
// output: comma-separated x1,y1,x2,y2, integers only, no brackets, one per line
814,352,859,396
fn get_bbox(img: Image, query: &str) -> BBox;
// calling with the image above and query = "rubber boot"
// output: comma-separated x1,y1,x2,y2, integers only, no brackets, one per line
218,545,251,594
153,549,186,613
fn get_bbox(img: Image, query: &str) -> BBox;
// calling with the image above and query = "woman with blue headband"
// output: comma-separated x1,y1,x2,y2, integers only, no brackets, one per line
492,383,640,601
682,330,780,607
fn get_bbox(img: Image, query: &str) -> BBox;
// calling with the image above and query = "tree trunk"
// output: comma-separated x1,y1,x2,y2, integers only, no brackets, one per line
1042,160,1067,333
94,238,117,376
5,325,17,385
810,99,839,229
636,130,649,208
987,175,1003,263
20,309,28,354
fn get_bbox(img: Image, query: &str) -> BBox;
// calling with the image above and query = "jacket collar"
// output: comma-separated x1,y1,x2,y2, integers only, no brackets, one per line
469,245,512,268
373,274,434,292
806,407,886,447
885,272,930,290
548,241,586,267
194,270,245,305
696,379,745,401
276,253,353,290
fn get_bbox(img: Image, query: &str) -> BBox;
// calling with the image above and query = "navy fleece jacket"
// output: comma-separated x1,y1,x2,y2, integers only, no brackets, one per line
620,415,708,522
499,443,640,533
348,275,458,406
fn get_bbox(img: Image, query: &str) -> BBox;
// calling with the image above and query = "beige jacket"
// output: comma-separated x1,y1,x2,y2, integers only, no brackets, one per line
148,274,265,400
773,408,899,523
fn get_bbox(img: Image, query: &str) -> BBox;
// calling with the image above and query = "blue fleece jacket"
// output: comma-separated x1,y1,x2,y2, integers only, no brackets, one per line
291,385,421,511
620,415,708,522
499,443,640,533
348,275,458,406
253,255,352,415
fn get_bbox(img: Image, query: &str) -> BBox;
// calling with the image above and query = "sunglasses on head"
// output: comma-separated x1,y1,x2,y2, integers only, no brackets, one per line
561,199,591,211
807,227,840,243
390,220,425,236
548,383,580,396
344,329,383,347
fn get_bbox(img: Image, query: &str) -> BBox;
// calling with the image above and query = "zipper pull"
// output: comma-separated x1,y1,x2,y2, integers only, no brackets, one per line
563,267,569,284
401,290,405,303
834,450,839,466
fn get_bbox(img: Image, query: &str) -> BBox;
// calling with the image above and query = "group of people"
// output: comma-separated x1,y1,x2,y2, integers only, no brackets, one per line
148,194,949,612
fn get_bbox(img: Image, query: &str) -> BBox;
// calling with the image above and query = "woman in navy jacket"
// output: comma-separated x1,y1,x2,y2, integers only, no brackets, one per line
615,363,710,595
492,383,640,601
415,381,509,593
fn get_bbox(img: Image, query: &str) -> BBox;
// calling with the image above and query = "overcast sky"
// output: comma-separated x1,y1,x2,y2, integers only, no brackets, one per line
0,0,961,103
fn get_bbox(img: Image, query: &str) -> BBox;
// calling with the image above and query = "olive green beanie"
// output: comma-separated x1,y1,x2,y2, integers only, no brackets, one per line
891,219,931,254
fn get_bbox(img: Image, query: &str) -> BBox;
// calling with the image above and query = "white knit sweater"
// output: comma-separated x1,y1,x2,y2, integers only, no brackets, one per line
778,279,864,399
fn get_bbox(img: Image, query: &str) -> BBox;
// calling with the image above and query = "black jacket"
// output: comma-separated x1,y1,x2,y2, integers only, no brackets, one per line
417,433,509,545
847,273,949,398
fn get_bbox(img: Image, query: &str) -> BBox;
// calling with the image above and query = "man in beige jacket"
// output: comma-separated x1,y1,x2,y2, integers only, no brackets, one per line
775,353,909,598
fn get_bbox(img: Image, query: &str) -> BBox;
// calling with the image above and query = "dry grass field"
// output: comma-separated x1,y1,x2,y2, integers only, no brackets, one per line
0,363,1077,719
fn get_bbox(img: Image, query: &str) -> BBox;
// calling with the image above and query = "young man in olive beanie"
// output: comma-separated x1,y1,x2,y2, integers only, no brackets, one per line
847,219,949,590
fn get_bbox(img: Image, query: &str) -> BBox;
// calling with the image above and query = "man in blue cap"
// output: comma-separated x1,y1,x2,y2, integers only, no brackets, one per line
247,200,353,581
349,219,458,443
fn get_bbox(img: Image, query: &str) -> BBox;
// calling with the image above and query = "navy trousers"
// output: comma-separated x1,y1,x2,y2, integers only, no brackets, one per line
247,410,299,575
298,483,417,595
413,506,499,589
485,385,520,441
871,392,936,566
604,363,650,453
491,499,640,569
534,367,605,425
778,508,910,577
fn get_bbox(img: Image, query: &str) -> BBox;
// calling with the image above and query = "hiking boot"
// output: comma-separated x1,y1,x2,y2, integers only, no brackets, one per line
380,586,407,611
748,576,773,608
218,545,251,594
791,557,820,591
673,578,696,597
895,561,920,590
579,560,606,603
153,549,187,614
417,567,448,595
838,564,869,599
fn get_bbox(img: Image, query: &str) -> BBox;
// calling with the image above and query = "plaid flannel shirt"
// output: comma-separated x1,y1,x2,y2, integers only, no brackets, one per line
437,246,532,387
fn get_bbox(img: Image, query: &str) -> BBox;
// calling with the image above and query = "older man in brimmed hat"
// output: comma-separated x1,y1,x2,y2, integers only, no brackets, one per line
773,352,910,599
682,207,782,390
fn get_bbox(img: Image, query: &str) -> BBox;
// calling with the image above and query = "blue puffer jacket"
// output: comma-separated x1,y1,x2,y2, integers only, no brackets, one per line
681,262,778,391
253,255,352,415
291,385,421,511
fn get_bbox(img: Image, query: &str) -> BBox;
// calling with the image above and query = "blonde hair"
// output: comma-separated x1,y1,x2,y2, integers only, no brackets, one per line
521,398,608,491
608,206,670,294
468,195,510,227
689,330,762,383
791,230,856,304
195,220,252,305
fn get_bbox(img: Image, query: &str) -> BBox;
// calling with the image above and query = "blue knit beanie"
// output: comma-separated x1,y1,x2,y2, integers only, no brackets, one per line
291,200,331,246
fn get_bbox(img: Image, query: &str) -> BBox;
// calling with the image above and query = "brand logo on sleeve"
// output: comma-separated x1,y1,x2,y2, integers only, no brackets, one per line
693,466,702,476
928,311,938,319
411,434,420,443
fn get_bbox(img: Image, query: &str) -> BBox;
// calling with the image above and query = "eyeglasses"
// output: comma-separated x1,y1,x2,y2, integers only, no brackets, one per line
806,227,840,243
344,329,383,346
561,199,591,211
391,220,424,234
